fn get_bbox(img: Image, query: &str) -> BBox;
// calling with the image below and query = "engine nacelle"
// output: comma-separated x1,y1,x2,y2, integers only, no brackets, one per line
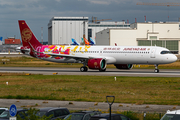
87,58,106,70
114,64,133,69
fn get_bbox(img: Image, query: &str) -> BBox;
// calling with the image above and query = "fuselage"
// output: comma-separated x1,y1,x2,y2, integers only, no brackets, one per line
25,45,177,65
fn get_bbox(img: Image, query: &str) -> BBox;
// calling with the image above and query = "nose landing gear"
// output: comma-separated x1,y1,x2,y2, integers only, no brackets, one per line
154,64,159,73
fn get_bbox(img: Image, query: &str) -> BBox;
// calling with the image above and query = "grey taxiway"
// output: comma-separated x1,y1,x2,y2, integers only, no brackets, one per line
0,67,179,77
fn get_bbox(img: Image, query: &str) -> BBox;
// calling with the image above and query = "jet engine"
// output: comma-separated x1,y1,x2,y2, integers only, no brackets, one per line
87,58,106,71
114,64,133,69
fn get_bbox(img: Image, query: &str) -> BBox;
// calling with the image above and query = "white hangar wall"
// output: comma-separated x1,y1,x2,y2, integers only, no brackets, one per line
48,17,88,45
110,29,137,46
97,22,180,54
88,21,130,43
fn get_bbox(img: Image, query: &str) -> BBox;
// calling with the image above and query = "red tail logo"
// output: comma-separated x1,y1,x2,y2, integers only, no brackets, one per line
22,28,32,43
18,20,42,48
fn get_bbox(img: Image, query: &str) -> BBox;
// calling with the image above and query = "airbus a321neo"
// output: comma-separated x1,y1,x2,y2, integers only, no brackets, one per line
18,20,177,73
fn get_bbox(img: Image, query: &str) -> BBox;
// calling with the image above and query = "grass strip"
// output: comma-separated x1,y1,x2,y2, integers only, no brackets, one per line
0,74,180,105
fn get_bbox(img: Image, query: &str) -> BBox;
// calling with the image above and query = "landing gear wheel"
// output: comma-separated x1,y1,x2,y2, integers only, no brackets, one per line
84,67,88,72
154,64,159,73
154,69,159,73
80,67,84,72
80,66,88,72
99,68,106,72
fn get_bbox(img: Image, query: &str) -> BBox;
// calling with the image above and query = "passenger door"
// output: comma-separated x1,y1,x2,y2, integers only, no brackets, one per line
150,48,156,58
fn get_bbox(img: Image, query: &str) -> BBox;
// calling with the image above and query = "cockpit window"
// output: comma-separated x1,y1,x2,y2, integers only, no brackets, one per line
161,51,172,54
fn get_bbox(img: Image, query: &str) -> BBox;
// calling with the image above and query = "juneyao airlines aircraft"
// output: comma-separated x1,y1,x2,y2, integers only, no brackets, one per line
18,20,177,73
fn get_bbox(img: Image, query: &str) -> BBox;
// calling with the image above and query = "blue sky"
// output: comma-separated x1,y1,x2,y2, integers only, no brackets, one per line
0,0,180,42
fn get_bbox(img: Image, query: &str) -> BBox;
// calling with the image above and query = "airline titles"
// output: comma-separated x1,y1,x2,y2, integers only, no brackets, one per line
123,48,147,51
103,48,120,50
103,47,148,51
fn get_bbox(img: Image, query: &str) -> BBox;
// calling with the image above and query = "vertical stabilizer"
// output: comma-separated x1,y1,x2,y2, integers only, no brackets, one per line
90,38,95,45
71,38,79,45
84,37,90,45
18,20,42,48
0,37,3,41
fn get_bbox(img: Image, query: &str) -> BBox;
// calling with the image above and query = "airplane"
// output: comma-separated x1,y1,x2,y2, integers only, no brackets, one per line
81,38,85,44
0,37,3,41
72,38,95,46
71,38,79,45
83,37,90,45
90,37,96,45
82,37,95,45
18,20,177,73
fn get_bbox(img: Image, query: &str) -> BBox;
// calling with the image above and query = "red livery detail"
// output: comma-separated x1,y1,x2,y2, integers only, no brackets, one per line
87,58,106,70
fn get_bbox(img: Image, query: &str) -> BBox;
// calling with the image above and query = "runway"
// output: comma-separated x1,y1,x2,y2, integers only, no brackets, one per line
0,67,179,77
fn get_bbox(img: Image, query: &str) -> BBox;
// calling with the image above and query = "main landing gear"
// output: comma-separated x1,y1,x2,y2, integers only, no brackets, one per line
154,64,159,73
99,68,106,72
80,66,88,72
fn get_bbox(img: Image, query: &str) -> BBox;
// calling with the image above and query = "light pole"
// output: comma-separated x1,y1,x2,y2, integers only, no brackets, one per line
106,96,115,120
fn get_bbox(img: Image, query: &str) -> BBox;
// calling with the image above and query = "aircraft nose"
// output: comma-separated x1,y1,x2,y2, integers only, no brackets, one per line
171,55,178,62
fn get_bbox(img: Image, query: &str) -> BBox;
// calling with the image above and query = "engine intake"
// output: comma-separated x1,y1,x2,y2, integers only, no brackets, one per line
87,58,106,70
114,64,133,69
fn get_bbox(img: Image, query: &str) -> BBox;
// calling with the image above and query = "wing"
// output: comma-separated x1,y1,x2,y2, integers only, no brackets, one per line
45,52,89,59
44,52,116,63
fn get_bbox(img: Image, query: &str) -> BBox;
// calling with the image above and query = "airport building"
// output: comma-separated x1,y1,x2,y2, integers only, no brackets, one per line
96,22,180,54
48,17,130,45
88,21,130,42
48,17,180,54
48,17,89,45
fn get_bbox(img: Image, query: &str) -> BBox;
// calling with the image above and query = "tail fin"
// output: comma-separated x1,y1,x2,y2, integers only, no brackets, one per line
18,20,42,48
90,38,95,45
81,38,85,44
71,38,79,45
0,37,3,41
84,37,90,45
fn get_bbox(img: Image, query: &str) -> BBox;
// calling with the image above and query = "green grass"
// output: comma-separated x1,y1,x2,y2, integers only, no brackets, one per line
0,74,180,105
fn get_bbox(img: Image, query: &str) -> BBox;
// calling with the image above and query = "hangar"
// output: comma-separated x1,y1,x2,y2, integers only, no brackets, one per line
48,17,180,54
96,22,180,54
48,17,89,45
88,21,130,42
48,17,130,45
